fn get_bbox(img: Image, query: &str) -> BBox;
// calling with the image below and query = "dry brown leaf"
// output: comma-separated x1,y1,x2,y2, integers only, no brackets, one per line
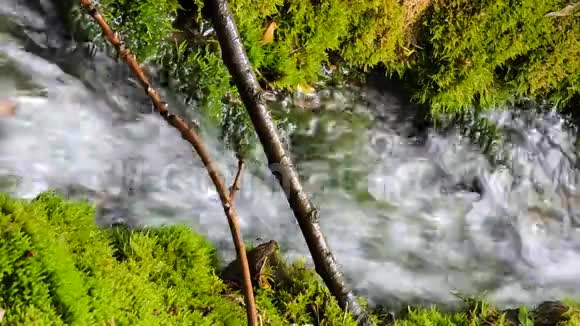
0,99,16,118
260,21,278,45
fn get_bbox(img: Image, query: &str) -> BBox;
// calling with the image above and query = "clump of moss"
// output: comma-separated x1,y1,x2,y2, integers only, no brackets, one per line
74,0,579,129
1,191,580,325
395,298,580,326
221,0,408,86
81,0,408,118
413,0,580,113
0,192,359,325
0,191,235,324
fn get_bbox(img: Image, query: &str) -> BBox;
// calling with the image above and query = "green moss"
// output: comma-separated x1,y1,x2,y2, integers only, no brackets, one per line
0,192,359,325
75,0,579,121
223,0,407,86
79,0,407,120
413,0,580,113
1,192,580,325
96,0,180,62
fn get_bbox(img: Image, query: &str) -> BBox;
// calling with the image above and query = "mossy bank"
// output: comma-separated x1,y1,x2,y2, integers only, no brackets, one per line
72,0,579,119
0,192,357,325
1,191,580,325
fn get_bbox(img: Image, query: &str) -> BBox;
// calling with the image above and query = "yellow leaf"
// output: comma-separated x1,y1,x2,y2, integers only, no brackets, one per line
297,84,316,95
260,21,278,45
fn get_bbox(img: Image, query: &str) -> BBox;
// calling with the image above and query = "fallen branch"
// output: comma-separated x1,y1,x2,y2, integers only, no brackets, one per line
205,0,373,324
78,1,258,325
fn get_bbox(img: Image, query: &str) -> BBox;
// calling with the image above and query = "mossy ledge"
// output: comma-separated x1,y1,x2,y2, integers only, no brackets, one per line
71,0,579,119
1,191,580,325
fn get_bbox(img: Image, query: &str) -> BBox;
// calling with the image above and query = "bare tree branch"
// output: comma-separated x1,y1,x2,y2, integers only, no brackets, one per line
230,159,244,200
204,0,373,324
78,1,258,325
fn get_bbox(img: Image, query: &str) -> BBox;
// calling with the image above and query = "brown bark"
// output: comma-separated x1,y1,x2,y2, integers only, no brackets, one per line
78,1,258,325
229,159,244,200
204,1,373,324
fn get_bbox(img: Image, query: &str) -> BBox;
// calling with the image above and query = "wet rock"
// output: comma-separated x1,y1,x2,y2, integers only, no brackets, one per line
220,240,279,289
441,176,484,196
500,301,571,326
0,174,21,193
532,301,571,326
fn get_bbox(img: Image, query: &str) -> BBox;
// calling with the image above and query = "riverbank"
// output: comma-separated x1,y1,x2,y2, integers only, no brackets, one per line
1,191,579,325
73,0,579,120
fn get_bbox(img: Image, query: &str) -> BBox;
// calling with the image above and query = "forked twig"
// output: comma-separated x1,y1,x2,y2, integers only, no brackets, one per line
78,1,258,325
229,159,245,200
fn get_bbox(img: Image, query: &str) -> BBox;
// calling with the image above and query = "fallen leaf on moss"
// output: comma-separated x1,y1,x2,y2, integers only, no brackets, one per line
260,21,278,45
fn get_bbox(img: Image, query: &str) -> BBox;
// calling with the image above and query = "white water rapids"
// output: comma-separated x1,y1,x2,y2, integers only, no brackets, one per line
1,1,580,311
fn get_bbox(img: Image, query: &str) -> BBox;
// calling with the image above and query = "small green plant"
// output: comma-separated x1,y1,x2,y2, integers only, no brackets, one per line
97,0,181,62
518,306,534,326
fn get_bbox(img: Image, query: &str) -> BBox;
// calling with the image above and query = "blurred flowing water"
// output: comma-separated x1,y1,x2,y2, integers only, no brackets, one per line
1,0,580,311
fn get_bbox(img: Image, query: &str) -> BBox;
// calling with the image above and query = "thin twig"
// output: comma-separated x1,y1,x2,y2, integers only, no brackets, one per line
229,159,244,200
78,1,258,325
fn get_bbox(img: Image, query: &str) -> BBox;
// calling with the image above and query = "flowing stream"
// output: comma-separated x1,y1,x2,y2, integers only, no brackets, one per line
2,0,580,311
